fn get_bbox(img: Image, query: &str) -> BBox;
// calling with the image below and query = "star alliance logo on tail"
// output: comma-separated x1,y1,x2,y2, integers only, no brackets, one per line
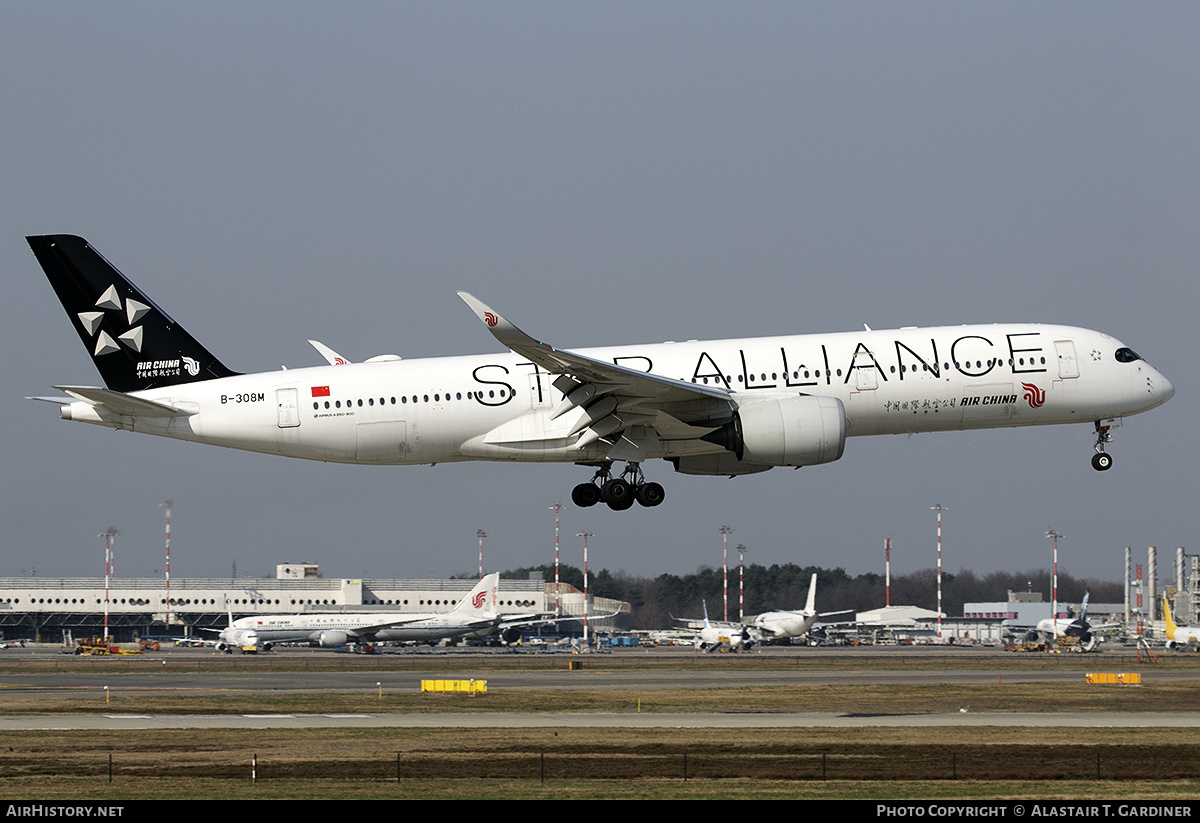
1022,382,1046,408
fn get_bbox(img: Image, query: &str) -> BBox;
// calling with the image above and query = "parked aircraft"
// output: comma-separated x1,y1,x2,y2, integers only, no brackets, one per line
28,235,1174,508
212,573,535,652
1025,594,1106,651
751,573,852,641
690,601,754,653
1161,595,1200,650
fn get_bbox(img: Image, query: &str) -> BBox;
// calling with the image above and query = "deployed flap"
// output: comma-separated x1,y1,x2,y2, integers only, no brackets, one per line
53,385,194,418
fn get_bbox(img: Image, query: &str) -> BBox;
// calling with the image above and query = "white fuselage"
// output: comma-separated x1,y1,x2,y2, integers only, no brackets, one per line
60,323,1174,466
221,610,498,648
754,611,818,639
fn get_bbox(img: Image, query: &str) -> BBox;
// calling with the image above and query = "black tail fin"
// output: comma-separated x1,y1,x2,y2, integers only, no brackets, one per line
28,235,239,392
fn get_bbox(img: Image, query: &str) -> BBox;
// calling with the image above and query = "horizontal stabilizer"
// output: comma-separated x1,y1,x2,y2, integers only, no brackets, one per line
52,385,194,418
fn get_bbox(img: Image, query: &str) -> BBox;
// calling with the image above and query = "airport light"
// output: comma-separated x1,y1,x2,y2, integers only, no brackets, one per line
884,538,892,607
1046,530,1063,634
719,526,733,622
161,501,172,632
550,503,563,618
931,504,947,640
577,531,593,648
737,544,748,622
99,528,118,641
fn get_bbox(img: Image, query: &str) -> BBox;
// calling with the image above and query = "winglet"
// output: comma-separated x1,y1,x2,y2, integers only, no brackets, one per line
308,340,351,366
456,291,551,355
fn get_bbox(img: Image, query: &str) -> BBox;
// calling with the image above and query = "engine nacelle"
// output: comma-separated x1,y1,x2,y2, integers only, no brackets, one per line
500,627,522,645
699,394,846,468
317,630,350,647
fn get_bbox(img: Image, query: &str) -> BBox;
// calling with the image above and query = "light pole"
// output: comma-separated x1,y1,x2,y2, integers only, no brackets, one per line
161,501,172,632
931,504,947,640
550,503,563,618
719,525,733,622
577,531,593,648
476,529,487,580
100,528,118,641
737,544,748,622
884,537,892,607
1047,529,1063,634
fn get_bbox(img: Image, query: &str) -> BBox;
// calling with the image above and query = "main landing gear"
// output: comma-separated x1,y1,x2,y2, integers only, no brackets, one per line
571,462,665,511
1091,421,1114,472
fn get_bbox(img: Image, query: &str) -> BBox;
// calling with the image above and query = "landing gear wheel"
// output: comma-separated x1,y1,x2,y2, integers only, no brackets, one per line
1091,452,1113,472
636,482,665,507
572,483,601,507
601,478,634,509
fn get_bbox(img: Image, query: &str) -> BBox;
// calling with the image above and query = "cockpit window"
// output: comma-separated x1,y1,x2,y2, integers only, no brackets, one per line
1115,348,1141,363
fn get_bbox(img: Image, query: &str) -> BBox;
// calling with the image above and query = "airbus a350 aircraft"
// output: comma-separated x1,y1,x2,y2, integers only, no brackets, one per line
28,235,1174,509
212,573,538,652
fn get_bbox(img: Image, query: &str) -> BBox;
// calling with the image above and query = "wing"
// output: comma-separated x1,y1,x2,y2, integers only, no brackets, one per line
457,292,734,459
499,609,621,632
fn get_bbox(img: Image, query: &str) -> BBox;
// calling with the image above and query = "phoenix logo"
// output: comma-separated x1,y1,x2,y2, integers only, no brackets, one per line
471,591,488,608
182,356,200,376
1022,382,1046,408
484,311,498,327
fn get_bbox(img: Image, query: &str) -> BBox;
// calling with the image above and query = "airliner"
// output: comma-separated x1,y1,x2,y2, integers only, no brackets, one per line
692,601,754,653
28,235,1175,509
213,573,535,651
752,574,851,641
1025,594,1112,652
1161,595,1200,650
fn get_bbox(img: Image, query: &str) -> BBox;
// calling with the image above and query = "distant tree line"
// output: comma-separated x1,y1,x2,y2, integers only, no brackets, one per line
495,564,1122,630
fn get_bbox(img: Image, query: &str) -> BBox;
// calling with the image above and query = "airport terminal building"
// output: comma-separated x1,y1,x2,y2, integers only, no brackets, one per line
0,566,628,643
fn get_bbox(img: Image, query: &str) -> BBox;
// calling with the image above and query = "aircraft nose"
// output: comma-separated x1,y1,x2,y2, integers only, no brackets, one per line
1155,370,1176,405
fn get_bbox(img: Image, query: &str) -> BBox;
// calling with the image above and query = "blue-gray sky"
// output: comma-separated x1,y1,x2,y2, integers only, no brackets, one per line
2,3,1195,590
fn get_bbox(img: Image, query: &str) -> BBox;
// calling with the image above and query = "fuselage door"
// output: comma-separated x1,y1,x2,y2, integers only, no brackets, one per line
529,372,553,409
276,388,300,428
1055,341,1079,379
855,362,879,391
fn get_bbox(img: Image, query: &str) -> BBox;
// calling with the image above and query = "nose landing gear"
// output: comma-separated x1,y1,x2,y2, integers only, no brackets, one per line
571,462,666,510
1091,421,1114,471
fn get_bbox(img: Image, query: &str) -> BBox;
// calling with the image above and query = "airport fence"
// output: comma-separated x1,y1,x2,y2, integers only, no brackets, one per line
16,744,1200,784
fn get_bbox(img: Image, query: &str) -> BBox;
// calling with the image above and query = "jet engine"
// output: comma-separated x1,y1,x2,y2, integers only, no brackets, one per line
317,630,350,647
500,627,522,645
680,395,846,475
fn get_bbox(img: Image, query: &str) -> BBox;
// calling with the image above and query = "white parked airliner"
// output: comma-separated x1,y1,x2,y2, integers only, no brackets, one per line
752,573,851,642
28,235,1174,509
212,573,539,651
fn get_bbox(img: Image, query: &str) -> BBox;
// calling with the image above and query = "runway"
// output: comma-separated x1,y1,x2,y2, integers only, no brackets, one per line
2,644,1193,731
